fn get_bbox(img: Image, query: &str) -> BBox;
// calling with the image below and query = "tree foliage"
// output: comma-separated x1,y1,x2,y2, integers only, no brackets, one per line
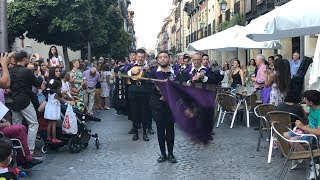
221,13,246,31
8,0,133,66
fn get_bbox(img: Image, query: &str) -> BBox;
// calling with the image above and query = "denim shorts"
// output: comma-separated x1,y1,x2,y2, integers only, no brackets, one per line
288,131,313,142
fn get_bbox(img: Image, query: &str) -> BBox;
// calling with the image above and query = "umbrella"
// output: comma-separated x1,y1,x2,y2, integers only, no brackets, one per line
187,25,281,51
246,0,320,41
308,36,320,90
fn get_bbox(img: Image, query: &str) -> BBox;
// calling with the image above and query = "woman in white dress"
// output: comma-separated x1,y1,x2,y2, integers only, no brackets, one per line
100,63,111,110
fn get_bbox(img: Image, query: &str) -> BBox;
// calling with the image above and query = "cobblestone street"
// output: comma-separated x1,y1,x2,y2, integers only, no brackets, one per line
25,110,306,180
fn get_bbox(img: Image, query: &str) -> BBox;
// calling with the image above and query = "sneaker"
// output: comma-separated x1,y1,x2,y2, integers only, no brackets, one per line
291,159,304,170
307,163,320,180
51,138,62,143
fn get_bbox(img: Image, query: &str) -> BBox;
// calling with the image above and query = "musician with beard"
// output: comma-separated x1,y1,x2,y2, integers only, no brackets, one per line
149,50,178,163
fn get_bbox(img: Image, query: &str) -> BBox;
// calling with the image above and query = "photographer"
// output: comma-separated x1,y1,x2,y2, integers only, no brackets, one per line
9,51,43,155
0,53,10,89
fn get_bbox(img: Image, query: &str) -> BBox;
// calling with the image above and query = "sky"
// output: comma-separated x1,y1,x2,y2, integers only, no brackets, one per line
129,0,173,50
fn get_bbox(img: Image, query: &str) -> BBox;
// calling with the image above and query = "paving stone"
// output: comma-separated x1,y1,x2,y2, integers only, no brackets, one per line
24,109,306,180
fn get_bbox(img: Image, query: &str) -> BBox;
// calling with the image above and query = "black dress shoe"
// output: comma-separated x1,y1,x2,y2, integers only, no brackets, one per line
167,154,177,163
143,134,149,141
147,128,154,135
22,158,43,169
132,134,139,141
157,155,167,163
209,135,213,140
128,128,135,134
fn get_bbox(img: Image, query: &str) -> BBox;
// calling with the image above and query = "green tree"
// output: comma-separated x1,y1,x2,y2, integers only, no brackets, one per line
7,0,128,69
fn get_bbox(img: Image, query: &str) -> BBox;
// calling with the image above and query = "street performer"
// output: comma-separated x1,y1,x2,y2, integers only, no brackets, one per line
177,53,224,140
127,49,152,141
149,50,178,163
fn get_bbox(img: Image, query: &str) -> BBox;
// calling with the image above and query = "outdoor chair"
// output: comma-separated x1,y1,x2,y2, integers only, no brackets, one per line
215,93,243,128
271,121,320,180
0,131,26,168
254,104,277,151
241,93,258,128
267,111,303,164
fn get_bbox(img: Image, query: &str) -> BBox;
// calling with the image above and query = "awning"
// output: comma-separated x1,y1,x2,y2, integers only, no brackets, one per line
245,0,320,41
187,25,281,51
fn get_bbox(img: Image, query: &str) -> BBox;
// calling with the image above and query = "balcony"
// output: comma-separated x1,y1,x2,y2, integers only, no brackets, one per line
245,0,258,22
212,20,216,34
218,14,222,24
207,24,211,36
225,9,231,22
234,1,240,14
257,0,274,16
274,0,290,6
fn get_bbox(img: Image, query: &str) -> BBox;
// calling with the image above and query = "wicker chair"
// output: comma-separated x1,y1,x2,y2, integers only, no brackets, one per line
271,121,320,180
215,93,243,128
267,111,303,164
254,104,277,151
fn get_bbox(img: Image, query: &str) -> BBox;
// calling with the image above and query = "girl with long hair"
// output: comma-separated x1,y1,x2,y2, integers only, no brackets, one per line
265,59,290,106
48,46,64,68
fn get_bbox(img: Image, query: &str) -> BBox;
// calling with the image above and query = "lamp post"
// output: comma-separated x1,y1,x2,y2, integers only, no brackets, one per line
0,0,8,52
219,0,227,13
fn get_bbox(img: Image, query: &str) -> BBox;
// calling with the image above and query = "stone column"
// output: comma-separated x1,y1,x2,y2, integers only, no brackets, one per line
238,49,246,66
304,35,317,57
262,49,274,59
279,38,292,59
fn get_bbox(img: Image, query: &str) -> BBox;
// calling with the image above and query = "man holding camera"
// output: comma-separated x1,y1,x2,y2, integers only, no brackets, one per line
9,51,43,155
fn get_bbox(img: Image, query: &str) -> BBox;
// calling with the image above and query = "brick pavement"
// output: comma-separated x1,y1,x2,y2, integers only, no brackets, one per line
24,110,307,180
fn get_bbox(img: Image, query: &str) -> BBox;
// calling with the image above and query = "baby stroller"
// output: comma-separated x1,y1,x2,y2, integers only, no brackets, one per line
39,104,101,154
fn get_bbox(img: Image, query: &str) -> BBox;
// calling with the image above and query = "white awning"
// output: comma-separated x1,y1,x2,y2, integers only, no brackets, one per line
246,0,320,41
187,25,281,51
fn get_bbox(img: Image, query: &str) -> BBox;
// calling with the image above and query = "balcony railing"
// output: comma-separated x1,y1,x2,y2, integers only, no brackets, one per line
274,0,291,6
218,14,222,24
234,1,240,14
225,9,231,22
207,24,211,36
257,0,274,16
212,20,216,34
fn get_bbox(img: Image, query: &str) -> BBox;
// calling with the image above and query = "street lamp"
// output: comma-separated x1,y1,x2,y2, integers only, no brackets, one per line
219,0,227,13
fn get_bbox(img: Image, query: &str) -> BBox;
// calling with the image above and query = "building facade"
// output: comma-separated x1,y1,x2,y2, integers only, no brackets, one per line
157,0,317,67
119,0,137,50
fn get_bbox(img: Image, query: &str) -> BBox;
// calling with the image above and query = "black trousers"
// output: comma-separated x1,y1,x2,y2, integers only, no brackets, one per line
129,92,149,134
125,84,132,120
152,103,175,155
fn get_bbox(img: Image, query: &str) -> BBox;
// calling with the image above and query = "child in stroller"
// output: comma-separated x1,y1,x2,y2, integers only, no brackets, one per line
39,101,101,154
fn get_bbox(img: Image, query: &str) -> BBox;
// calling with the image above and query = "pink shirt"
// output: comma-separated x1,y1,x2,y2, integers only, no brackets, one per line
254,63,267,89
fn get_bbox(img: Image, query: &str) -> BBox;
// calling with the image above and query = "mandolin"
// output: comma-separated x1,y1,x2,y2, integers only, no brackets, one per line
129,60,157,80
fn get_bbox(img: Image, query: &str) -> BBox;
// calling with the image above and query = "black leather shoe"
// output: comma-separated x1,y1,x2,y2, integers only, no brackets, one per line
147,128,154,135
128,128,135,134
209,135,213,140
167,154,177,163
132,134,139,141
157,155,167,163
22,158,43,169
143,134,149,141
